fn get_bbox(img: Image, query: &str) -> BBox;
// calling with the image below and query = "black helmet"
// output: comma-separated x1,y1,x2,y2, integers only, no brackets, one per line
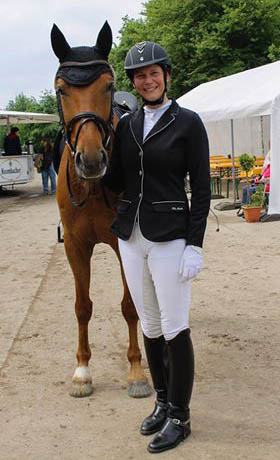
124,41,171,81
124,41,171,106
113,91,138,118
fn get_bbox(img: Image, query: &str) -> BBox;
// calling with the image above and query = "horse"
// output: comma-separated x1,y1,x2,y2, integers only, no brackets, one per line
50,21,151,399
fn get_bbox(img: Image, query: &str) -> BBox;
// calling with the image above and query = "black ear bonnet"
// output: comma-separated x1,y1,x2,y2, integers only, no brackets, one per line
55,59,114,87
51,21,113,87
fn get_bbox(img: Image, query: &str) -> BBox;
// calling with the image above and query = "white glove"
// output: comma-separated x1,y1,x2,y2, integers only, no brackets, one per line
179,245,204,282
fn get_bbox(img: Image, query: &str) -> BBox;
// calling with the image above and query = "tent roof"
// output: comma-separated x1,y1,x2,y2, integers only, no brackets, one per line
177,60,280,122
0,110,59,125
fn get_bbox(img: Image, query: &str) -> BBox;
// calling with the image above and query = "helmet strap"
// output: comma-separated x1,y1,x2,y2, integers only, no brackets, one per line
142,90,166,106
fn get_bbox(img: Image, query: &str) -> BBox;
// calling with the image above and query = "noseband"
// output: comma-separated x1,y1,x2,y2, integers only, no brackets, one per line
55,60,115,157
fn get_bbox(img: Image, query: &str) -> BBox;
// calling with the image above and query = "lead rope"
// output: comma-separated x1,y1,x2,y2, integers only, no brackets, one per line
66,158,90,207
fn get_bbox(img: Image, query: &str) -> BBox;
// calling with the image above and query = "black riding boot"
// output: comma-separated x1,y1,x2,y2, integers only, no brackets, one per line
140,335,169,436
148,329,194,453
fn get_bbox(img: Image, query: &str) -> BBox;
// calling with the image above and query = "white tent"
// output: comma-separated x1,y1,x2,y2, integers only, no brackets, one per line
0,110,59,126
177,60,280,215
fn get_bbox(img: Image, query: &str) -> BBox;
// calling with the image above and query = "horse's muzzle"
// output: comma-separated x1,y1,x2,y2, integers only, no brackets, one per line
75,148,108,179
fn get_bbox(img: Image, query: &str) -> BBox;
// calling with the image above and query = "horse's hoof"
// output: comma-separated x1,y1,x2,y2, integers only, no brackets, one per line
70,382,94,398
128,381,153,398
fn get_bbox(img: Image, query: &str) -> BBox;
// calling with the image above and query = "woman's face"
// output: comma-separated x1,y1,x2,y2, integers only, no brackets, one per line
133,64,169,104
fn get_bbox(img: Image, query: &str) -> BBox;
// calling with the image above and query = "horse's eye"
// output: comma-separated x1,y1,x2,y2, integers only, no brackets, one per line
57,87,66,96
107,82,114,92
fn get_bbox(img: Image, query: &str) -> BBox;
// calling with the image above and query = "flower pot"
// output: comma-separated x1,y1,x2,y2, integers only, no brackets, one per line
242,206,262,222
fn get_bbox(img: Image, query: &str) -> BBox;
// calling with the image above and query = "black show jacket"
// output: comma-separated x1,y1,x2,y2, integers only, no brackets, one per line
103,100,211,248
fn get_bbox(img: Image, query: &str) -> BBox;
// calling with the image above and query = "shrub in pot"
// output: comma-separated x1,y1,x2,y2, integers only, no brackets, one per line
242,184,264,222
239,153,255,188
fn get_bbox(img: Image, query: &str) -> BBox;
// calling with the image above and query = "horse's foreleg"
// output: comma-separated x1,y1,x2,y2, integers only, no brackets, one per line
121,286,152,398
64,234,94,397
113,244,152,398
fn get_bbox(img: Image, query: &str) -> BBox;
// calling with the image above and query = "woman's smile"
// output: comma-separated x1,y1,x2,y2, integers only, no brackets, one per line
133,64,168,103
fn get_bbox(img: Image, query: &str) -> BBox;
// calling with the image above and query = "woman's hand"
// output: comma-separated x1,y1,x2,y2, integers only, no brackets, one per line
179,245,204,281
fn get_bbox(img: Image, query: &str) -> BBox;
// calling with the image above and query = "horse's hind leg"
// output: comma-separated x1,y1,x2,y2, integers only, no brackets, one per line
64,233,94,397
112,243,152,398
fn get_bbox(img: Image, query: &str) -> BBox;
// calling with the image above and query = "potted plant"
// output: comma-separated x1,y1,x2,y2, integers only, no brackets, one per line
239,153,255,188
242,184,264,222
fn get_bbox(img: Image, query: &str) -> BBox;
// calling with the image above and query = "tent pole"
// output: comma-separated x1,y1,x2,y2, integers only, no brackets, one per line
230,119,236,203
260,116,264,156
214,119,240,211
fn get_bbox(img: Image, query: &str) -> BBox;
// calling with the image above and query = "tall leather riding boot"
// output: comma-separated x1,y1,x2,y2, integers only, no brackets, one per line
140,335,169,435
148,329,194,452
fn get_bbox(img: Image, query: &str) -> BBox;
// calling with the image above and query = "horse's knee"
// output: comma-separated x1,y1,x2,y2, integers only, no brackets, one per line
121,296,138,323
75,299,93,323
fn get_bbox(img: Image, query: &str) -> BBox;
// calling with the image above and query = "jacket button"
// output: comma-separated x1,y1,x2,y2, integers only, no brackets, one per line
139,193,142,198
139,151,142,156
139,170,142,176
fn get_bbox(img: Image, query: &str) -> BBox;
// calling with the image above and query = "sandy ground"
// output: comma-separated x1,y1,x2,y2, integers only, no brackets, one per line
0,173,279,460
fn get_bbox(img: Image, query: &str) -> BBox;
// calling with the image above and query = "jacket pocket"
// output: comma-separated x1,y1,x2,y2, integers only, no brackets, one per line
116,199,132,214
152,201,186,212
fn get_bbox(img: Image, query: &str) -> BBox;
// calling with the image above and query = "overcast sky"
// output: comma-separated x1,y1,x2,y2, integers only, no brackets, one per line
1,0,144,109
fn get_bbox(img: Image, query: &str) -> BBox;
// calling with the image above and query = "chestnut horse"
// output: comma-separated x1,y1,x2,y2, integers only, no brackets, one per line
50,21,151,398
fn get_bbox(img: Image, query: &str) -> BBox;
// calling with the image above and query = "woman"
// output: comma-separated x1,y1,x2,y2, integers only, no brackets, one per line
104,41,211,453
4,127,22,156
40,138,56,195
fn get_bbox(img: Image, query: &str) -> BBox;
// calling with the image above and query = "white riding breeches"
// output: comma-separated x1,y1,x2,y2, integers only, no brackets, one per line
118,223,192,341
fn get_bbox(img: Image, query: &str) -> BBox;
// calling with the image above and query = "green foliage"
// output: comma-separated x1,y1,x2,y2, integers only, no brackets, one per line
0,90,59,153
246,184,264,207
240,153,256,192
239,153,255,173
111,0,280,99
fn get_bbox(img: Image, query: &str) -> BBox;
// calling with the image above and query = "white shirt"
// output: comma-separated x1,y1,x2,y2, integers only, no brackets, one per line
143,100,172,140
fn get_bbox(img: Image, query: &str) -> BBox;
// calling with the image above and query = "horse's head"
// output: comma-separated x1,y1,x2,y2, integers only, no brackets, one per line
51,21,114,180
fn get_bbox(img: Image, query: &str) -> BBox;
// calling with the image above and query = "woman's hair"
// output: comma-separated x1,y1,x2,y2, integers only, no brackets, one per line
43,137,53,150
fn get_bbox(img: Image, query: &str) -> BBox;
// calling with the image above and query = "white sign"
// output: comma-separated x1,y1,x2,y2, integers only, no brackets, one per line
0,155,34,185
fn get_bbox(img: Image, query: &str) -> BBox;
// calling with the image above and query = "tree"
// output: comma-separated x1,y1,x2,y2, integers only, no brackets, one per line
0,91,59,152
109,16,148,97
110,0,280,99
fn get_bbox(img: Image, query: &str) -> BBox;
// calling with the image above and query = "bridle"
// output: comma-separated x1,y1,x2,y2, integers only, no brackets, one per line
55,59,115,207
55,60,115,158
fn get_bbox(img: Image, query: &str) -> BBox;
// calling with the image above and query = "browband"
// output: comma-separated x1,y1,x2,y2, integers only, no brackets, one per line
57,59,112,68
55,60,115,87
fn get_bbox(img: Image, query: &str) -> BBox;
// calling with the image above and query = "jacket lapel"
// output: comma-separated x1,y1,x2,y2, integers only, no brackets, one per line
129,107,144,148
143,100,179,143
129,100,180,147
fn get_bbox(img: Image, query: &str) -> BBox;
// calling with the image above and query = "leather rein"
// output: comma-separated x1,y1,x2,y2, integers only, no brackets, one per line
55,60,115,207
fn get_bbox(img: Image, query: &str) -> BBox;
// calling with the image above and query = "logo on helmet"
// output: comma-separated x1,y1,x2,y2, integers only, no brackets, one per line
136,42,146,54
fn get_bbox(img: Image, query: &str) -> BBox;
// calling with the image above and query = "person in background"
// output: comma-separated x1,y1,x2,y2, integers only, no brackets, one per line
256,161,270,194
238,148,271,217
103,41,210,453
262,148,271,172
4,127,22,156
40,137,56,195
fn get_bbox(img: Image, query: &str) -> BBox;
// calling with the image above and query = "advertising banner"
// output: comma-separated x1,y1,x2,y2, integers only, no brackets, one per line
0,155,34,185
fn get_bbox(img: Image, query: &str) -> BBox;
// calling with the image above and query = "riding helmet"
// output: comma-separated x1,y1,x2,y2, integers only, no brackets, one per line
124,41,171,81
124,41,171,105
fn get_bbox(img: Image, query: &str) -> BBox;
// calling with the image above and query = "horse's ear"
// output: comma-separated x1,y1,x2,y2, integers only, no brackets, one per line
95,21,113,59
51,24,71,61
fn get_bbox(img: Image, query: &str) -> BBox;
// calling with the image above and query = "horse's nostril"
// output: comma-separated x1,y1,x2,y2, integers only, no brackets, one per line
101,149,108,167
75,152,82,169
